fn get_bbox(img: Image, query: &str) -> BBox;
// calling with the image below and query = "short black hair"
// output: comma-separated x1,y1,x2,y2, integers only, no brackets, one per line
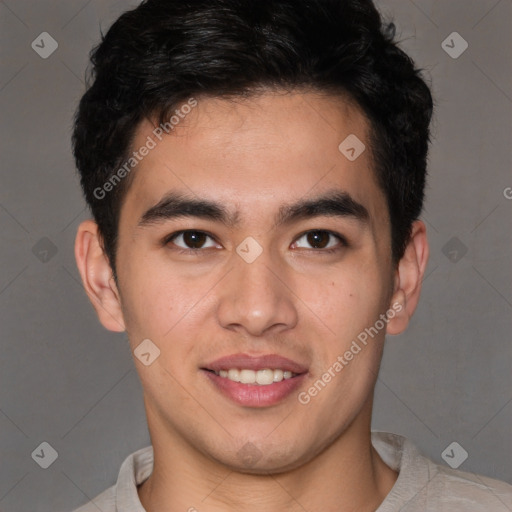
72,0,433,279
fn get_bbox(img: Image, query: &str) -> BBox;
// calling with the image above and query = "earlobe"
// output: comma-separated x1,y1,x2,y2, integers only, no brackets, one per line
386,220,429,336
74,220,126,332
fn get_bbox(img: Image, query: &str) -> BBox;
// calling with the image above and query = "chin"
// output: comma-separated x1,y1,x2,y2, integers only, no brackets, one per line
207,441,314,475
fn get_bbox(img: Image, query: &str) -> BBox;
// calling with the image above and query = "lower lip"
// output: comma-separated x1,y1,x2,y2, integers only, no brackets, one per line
202,370,307,407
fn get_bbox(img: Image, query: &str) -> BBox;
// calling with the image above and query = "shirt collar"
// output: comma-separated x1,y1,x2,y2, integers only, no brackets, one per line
116,444,154,512
112,431,431,511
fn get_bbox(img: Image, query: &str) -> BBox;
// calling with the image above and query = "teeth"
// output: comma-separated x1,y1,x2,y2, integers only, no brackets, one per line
256,369,274,385
240,369,256,384
273,369,284,382
227,369,239,381
214,368,297,385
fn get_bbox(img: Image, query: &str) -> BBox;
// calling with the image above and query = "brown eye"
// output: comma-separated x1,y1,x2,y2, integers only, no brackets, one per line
306,231,331,249
293,230,345,251
182,231,208,248
167,231,219,250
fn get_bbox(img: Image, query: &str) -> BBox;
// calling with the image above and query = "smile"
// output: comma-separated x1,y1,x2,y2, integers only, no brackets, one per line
201,353,308,407
212,368,298,385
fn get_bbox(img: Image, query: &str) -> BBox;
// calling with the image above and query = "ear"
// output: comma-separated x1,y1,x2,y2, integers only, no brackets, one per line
386,220,429,335
74,219,125,332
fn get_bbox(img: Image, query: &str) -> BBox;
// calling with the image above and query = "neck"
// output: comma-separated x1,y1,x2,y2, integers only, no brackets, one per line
138,402,397,512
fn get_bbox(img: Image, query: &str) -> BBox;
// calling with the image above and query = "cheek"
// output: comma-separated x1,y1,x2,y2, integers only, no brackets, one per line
117,258,184,341
118,258,218,362
298,263,388,340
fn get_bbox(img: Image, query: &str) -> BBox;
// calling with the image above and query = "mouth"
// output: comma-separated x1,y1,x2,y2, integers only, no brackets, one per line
201,353,308,407
204,368,300,385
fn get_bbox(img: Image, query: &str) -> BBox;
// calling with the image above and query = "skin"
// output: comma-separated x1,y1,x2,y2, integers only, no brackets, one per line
75,89,429,512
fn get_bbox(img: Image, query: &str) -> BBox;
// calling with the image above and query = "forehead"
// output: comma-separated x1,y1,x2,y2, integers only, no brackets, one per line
120,90,387,228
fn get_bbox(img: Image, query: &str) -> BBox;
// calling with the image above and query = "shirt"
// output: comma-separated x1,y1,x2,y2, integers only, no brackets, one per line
71,431,512,511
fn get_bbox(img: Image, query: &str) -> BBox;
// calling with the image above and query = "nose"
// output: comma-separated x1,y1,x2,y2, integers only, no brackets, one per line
216,247,298,337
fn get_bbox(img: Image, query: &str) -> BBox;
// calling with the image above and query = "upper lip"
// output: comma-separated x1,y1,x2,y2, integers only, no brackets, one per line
203,353,309,374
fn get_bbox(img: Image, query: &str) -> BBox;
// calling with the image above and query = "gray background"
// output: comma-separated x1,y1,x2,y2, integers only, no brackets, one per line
0,1,511,511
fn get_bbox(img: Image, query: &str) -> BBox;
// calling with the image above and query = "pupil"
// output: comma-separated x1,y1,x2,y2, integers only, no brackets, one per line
184,231,206,248
307,231,329,248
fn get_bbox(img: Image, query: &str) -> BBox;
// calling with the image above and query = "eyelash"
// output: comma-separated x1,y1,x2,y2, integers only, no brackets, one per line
162,230,348,255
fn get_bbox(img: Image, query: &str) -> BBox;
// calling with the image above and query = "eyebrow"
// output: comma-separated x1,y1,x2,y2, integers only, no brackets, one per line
137,190,369,229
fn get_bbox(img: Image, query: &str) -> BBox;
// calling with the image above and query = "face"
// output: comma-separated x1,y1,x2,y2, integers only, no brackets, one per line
88,90,408,472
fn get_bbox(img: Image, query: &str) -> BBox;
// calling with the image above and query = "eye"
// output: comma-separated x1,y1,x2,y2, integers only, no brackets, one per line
165,230,220,251
292,230,346,252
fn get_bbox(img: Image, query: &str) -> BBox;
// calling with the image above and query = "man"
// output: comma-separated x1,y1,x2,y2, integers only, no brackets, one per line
71,0,512,510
